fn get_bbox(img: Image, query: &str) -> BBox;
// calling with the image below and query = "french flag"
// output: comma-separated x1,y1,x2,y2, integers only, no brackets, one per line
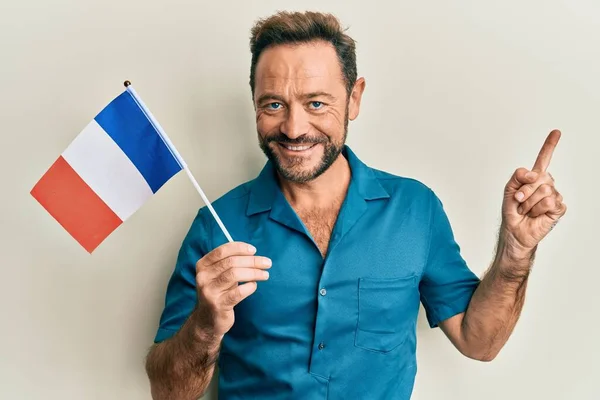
30,87,183,253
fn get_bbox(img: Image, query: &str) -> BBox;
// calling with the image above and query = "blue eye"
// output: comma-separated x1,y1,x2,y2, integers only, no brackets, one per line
310,101,323,109
268,102,282,110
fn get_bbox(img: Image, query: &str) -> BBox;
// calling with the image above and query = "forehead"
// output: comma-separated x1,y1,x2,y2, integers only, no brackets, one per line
254,41,345,96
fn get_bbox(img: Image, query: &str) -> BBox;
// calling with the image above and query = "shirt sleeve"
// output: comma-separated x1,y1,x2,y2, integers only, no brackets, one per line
419,190,481,328
153,208,212,343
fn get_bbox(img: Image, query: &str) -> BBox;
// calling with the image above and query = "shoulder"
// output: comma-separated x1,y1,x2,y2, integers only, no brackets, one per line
367,166,450,224
370,167,436,203
369,167,453,236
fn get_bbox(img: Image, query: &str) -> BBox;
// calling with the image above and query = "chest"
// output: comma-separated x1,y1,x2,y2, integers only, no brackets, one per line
297,208,339,257
224,204,430,352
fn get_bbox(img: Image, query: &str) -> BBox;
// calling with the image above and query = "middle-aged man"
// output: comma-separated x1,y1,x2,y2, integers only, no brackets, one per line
144,10,567,400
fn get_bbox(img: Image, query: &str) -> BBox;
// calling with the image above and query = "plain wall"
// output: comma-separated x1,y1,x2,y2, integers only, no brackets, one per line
1,0,598,399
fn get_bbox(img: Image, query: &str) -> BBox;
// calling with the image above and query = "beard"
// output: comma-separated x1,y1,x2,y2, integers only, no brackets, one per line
258,113,349,184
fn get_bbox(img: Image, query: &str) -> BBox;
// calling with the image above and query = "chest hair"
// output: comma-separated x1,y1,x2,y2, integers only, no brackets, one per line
296,204,341,258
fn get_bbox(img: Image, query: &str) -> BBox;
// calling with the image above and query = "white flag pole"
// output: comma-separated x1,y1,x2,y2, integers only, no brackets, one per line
123,80,234,243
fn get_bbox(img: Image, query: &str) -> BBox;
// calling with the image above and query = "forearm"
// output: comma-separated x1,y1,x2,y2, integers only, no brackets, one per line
460,232,535,361
145,310,222,400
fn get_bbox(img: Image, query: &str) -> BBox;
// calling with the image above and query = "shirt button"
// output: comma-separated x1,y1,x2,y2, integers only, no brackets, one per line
318,342,325,350
319,288,327,296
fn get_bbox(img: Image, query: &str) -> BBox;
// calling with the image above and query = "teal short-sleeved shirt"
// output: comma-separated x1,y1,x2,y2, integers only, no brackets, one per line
154,146,481,399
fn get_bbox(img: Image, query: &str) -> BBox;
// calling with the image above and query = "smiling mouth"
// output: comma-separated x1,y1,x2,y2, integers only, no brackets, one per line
278,143,318,152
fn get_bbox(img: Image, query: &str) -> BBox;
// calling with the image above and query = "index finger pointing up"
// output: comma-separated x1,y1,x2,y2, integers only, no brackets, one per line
532,129,561,172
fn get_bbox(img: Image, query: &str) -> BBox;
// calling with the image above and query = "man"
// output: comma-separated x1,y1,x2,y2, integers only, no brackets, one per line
145,11,567,400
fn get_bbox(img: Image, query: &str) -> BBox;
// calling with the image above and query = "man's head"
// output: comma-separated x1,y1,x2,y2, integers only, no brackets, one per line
249,11,366,183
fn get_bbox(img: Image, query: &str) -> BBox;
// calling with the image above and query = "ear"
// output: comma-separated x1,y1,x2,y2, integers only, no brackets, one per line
348,77,366,121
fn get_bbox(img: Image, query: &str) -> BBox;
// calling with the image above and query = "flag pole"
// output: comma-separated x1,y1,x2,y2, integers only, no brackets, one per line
123,80,234,243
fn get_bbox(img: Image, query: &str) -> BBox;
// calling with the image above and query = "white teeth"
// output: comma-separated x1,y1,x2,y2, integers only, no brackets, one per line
284,144,312,151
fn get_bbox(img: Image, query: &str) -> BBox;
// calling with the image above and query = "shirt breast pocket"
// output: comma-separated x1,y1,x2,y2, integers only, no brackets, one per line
355,274,419,353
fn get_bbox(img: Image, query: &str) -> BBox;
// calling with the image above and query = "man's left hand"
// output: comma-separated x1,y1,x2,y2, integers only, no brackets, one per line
501,129,567,260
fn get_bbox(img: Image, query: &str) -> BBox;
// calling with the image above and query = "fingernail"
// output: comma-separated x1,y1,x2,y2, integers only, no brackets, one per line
247,244,256,253
263,271,270,279
525,171,538,180
262,258,272,267
515,192,524,201
517,206,523,214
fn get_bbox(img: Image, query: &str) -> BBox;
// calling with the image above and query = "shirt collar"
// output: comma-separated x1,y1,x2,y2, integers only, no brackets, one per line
246,145,389,216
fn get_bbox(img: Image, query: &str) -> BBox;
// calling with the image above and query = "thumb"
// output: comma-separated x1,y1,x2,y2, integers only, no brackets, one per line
505,168,538,194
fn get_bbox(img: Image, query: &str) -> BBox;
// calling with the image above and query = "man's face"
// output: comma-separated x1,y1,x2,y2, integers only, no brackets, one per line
253,40,364,183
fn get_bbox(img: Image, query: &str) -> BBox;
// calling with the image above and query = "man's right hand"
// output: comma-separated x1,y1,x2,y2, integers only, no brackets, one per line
194,242,271,337
146,241,269,399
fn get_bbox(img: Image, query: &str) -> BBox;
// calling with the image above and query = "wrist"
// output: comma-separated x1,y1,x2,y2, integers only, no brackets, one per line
499,244,536,266
494,232,536,281
497,223,536,261
188,308,223,344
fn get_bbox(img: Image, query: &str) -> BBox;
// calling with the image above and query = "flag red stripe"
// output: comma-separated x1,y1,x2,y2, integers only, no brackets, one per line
30,156,123,253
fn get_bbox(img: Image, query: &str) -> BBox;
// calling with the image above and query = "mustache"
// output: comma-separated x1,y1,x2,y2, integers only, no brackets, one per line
265,133,328,145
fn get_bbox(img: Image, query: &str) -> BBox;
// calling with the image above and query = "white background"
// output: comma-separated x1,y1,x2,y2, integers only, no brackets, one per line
1,1,598,399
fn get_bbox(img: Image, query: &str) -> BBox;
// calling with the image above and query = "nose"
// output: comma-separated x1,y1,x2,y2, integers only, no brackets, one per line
280,105,309,140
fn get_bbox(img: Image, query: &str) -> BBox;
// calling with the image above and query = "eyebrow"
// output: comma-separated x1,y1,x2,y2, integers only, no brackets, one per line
256,91,337,105
256,93,286,105
304,91,336,101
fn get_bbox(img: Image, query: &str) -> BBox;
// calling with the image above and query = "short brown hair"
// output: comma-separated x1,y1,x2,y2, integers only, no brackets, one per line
249,11,357,99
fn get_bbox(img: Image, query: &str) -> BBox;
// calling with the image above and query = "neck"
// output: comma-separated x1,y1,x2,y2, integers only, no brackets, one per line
278,154,351,209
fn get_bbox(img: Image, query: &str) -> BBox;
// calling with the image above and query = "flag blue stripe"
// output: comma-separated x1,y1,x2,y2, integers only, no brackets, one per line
94,91,182,193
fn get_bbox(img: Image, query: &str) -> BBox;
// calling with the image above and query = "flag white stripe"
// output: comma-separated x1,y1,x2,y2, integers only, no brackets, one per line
62,120,153,221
